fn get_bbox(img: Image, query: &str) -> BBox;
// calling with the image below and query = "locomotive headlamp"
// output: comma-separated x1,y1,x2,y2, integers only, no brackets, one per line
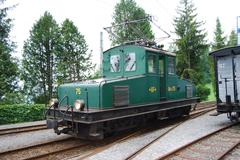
49,98,59,108
74,100,85,111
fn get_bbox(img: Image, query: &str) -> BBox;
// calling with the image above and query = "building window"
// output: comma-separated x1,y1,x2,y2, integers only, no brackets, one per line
159,59,164,76
110,55,121,72
148,55,157,73
168,57,175,75
125,53,136,71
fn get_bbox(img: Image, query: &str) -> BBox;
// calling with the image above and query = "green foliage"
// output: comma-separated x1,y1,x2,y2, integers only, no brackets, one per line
0,104,45,124
0,0,18,101
90,69,101,79
174,0,210,99
227,30,237,47
22,11,60,103
196,84,211,101
111,0,154,45
206,83,216,101
0,91,24,105
21,13,95,104
211,18,226,51
210,18,226,94
56,19,94,84
174,0,209,84
32,94,47,104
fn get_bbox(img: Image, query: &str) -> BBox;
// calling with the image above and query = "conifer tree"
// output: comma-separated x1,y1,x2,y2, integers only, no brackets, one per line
0,0,18,101
174,0,209,100
227,30,237,47
210,18,226,94
212,18,226,51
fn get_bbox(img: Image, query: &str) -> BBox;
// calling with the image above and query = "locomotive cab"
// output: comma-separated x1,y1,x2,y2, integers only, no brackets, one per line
46,44,198,139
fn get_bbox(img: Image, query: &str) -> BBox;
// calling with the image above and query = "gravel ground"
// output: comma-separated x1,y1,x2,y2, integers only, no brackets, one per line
84,125,174,160
86,112,232,160
0,128,70,153
223,145,240,160
133,112,232,160
0,120,45,130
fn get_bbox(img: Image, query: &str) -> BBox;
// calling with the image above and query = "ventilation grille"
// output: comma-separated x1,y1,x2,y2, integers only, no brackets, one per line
113,86,129,107
186,85,193,98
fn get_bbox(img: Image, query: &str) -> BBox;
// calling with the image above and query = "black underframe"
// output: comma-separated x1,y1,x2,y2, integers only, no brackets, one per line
47,98,199,125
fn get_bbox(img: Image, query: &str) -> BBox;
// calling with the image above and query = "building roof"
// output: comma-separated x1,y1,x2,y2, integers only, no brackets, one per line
209,46,240,57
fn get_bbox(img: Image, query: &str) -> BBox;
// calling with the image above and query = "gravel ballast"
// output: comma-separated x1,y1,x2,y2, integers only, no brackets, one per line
86,112,231,160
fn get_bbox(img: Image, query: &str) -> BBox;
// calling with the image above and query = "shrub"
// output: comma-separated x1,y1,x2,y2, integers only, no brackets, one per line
0,104,45,125
196,84,211,101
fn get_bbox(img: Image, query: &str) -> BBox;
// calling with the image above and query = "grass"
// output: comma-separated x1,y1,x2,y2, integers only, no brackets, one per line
206,83,216,101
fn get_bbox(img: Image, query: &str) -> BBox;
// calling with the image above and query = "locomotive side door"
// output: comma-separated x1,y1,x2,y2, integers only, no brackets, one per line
159,56,166,99
217,56,234,103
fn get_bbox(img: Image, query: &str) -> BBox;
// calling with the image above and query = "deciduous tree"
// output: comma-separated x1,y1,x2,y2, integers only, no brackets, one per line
22,11,60,103
111,0,154,45
56,19,94,84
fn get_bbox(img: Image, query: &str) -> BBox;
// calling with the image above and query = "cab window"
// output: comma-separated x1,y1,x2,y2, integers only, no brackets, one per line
125,53,136,71
110,55,121,72
148,55,157,73
168,57,175,75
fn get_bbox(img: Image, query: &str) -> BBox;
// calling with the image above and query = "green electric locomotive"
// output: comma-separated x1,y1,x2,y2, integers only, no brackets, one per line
46,43,199,139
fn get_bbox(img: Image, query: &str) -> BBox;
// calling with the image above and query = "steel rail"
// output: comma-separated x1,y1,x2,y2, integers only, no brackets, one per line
0,137,73,155
217,140,240,160
0,124,47,136
124,105,216,160
157,122,239,160
66,103,215,160
25,143,89,160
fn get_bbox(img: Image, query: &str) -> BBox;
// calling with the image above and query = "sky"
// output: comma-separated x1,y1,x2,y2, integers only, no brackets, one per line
4,0,240,67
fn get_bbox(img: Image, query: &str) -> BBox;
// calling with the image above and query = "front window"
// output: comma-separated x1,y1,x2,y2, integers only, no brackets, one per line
148,55,157,73
125,53,136,71
110,55,121,72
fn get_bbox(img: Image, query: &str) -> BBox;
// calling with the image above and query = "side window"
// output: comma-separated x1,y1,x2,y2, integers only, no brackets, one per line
148,55,157,73
159,59,164,76
110,55,121,72
125,53,136,71
168,57,175,75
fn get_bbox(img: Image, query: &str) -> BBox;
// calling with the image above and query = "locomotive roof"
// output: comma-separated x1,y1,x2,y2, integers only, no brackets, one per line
104,44,176,56
209,46,240,57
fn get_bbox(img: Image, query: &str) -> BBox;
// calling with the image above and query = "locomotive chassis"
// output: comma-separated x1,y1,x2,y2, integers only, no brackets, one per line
46,97,198,139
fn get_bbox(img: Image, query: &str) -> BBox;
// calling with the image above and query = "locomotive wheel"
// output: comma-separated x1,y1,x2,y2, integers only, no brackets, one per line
228,112,240,122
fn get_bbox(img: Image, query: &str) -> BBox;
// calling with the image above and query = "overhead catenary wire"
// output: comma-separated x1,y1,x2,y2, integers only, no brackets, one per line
103,15,172,44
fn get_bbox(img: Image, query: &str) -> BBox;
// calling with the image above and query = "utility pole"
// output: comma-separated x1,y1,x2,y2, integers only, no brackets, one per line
100,32,103,76
237,16,240,46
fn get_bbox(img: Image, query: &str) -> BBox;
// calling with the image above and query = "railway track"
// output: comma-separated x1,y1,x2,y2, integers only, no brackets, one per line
122,103,216,160
0,102,216,160
0,124,47,136
0,137,88,160
69,102,216,160
158,123,240,160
